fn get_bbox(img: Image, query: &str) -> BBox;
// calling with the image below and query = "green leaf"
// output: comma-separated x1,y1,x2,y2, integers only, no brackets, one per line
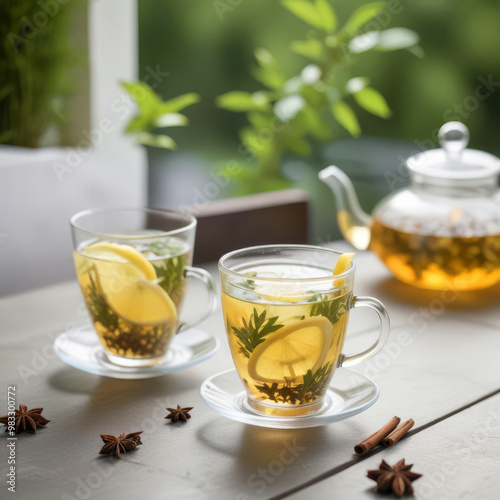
247,112,273,131
374,28,420,51
121,81,162,133
160,93,200,113
331,101,361,137
291,39,323,60
154,113,189,128
87,272,119,331
406,44,425,59
350,28,419,54
135,132,177,150
216,91,270,112
314,0,337,32
342,2,387,35
301,84,327,108
296,104,332,141
240,128,272,158
125,115,150,133
121,84,199,141
232,308,284,357
152,251,188,302
310,293,348,324
281,0,324,29
120,81,161,115
252,48,286,90
349,32,379,54
353,87,391,119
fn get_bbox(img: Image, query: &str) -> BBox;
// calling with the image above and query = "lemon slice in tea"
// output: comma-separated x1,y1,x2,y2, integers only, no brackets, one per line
247,317,332,384
254,283,310,304
333,252,355,287
85,242,157,280
84,242,177,325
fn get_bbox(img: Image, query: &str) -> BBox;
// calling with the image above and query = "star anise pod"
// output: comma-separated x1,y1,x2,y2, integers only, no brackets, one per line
99,431,143,458
367,459,422,498
165,405,193,422
0,405,50,434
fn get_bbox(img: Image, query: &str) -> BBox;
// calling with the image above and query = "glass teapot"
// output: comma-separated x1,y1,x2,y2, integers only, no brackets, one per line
319,122,500,291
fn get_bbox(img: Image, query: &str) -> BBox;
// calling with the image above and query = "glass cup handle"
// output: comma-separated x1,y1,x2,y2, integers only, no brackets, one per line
177,266,217,333
340,296,390,367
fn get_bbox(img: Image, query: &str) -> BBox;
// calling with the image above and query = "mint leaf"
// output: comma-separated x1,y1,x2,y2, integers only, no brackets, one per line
353,87,391,119
216,91,270,112
342,2,387,35
252,48,286,90
331,101,361,137
281,0,324,29
291,39,323,60
135,132,177,150
315,0,337,32
160,93,200,113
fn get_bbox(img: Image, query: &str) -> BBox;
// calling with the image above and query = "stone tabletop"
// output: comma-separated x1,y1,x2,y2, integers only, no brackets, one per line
1,243,499,500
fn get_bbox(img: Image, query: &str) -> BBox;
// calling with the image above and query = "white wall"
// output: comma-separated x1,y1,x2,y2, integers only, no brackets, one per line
0,0,146,296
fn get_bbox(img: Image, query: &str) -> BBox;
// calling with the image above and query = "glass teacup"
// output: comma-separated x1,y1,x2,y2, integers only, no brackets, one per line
71,207,216,367
219,245,390,416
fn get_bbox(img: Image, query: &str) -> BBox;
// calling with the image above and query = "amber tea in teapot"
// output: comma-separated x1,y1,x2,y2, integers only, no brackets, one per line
320,122,500,291
370,219,500,290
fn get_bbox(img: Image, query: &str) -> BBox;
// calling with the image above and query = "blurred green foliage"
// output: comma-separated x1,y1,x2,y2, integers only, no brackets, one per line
139,0,500,170
0,0,87,147
215,0,420,192
121,81,200,150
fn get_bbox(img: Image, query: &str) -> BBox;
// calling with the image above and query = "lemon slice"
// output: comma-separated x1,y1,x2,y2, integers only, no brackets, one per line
333,252,355,287
103,277,177,325
254,284,310,304
85,242,157,280
247,317,332,384
84,242,177,325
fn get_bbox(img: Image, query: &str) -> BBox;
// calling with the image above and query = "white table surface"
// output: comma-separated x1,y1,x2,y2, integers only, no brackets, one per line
1,242,499,500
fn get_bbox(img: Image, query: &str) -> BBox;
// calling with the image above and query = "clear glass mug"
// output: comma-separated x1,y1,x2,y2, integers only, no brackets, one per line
71,207,217,367
219,245,390,416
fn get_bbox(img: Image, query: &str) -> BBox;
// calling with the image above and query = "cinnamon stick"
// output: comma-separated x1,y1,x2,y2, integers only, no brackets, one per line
354,416,401,455
383,418,414,447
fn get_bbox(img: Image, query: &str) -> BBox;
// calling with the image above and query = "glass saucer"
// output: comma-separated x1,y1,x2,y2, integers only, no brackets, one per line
200,368,379,429
54,324,219,379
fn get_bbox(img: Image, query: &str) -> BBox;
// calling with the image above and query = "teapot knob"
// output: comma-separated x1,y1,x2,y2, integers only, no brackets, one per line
438,122,469,160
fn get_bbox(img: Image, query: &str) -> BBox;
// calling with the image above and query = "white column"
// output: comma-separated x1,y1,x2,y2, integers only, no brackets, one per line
0,0,147,295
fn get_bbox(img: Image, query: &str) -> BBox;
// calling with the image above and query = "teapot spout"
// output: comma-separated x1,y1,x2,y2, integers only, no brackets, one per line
319,165,371,250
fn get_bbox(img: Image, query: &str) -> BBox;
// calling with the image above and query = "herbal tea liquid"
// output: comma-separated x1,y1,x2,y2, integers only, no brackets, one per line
370,218,500,290
74,238,190,360
221,264,351,415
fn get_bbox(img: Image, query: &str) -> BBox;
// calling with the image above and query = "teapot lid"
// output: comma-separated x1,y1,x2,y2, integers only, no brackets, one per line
407,122,500,181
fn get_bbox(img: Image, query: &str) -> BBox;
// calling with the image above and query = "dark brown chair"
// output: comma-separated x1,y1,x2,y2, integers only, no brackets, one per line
186,189,309,264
